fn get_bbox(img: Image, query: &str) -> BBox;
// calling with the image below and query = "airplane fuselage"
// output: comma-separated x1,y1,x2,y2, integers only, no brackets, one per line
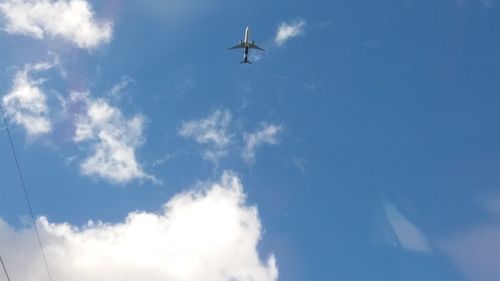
243,27,251,62
229,26,264,64
244,26,250,43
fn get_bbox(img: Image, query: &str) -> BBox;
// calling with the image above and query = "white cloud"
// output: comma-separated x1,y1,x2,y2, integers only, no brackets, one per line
179,109,232,162
242,124,283,164
0,0,112,49
0,172,278,281
274,20,306,46
70,92,155,184
2,60,57,136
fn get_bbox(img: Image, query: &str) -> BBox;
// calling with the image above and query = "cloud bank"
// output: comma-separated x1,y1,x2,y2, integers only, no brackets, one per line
0,172,278,281
2,60,57,136
70,92,155,184
0,0,112,49
274,20,306,46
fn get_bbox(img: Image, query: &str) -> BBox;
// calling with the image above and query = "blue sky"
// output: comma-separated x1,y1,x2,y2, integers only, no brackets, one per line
1,0,500,280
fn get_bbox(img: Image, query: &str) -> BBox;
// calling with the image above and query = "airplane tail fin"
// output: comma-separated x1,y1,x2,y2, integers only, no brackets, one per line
240,59,252,64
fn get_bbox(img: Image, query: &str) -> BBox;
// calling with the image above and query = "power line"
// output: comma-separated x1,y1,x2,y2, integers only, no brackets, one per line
0,255,11,281
0,103,53,281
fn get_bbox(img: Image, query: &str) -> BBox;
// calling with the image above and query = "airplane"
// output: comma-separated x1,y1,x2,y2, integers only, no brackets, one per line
229,26,265,64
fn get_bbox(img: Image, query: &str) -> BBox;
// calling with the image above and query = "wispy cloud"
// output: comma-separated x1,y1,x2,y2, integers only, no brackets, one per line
2,59,58,136
0,172,278,281
107,76,134,101
436,192,500,281
0,0,113,49
440,224,500,281
70,92,155,184
179,109,232,162
292,157,307,173
482,192,500,218
180,110,284,165
152,153,173,168
274,20,306,46
242,124,283,164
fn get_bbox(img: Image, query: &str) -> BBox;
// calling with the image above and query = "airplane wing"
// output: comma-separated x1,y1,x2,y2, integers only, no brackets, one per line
229,43,245,50
249,43,265,51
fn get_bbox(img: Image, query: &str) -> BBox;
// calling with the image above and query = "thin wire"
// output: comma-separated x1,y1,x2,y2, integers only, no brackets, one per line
0,103,53,281
0,255,11,281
